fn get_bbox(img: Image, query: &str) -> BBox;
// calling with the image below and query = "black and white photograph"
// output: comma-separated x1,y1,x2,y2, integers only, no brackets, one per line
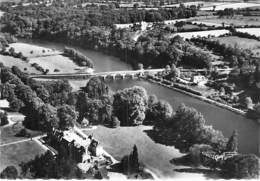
0,0,259,180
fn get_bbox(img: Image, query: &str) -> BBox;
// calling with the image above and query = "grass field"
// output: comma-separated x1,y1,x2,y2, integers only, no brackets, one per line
201,2,260,11
29,55,82,74
0,141,46,172
0,122,42,145
83,125,183,178
236,28,260,37
83,125,222,179
214,36,260,57
197,16,260,27
8,43,62,58
170,29,229,39
0,55,40,73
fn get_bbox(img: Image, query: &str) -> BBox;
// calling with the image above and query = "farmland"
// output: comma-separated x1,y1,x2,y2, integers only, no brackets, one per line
170,29,229,39
200,2,260,11
213,36,260,57
236,28,260,37
195,16,260,27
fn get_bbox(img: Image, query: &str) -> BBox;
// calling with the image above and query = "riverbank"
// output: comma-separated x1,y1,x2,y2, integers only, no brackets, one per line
146,77,247,116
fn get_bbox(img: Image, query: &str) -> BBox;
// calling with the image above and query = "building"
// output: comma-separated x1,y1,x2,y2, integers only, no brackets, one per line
192,75,208,85
52,128,113,173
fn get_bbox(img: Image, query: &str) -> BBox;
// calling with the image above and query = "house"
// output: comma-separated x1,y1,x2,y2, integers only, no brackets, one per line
191,75,208,85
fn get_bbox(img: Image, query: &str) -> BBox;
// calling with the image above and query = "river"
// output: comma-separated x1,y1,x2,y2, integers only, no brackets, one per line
21,39,259,157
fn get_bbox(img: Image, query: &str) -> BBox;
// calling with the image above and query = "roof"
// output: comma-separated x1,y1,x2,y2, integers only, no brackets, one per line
62,130,91,148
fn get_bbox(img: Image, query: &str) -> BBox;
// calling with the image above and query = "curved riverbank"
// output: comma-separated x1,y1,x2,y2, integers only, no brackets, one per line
146,78,247,116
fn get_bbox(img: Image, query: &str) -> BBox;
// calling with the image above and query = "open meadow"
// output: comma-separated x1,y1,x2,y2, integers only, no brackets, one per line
8,43,62,58
29,55,83,74
0,141,46,173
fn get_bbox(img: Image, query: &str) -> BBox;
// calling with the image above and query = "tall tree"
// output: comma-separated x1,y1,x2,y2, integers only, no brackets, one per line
226,130,238,152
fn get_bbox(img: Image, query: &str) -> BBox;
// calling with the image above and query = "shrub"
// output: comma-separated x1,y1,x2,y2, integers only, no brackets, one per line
0,166,18,179
222,154,259,179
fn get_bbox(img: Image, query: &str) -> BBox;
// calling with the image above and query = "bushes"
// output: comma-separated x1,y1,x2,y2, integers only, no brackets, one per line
0,166,18,179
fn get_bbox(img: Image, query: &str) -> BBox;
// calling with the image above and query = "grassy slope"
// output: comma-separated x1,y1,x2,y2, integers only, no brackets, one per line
83,125,184,178
0,55,40,74
0,141,46,172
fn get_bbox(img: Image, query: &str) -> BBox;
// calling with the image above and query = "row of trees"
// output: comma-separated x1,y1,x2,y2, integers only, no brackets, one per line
64,47,94,68
0,64,77,131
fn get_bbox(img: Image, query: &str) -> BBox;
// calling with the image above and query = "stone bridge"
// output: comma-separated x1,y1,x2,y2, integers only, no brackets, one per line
29,69,165,80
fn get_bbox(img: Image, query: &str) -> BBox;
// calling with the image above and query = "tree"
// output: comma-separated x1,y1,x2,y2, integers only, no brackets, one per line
146,100,173,124
0,112,8,126
172,104,227,151
9,97,24,112
83,77,109,99
113,86,148,126
226,130,238,152
0,166,18,179
57,105,77,130
120,145,140,174
222,154,259,179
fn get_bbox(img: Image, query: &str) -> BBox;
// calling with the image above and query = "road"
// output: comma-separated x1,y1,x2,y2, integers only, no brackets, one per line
0,135,45,147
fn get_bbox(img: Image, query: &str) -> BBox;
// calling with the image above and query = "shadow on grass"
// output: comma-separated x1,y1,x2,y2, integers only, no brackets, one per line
174,168,223,179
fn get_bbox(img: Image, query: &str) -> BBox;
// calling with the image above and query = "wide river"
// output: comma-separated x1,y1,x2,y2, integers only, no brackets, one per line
22,39,260,156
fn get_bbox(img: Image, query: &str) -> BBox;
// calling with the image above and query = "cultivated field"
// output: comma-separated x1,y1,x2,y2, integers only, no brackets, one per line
0,55,40,74
201,2,260,11
0,141,46,172
236,28,260,37
214,36,260,57
170,29,229,39
195,16,260,27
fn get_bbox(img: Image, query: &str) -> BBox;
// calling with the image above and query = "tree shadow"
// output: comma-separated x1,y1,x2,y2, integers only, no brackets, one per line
143,129,189,153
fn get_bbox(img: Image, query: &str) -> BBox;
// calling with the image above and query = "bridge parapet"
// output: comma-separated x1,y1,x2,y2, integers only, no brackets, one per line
29,69,165,80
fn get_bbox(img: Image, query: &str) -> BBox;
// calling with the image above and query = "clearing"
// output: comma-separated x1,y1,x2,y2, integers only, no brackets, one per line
0,141,46,172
